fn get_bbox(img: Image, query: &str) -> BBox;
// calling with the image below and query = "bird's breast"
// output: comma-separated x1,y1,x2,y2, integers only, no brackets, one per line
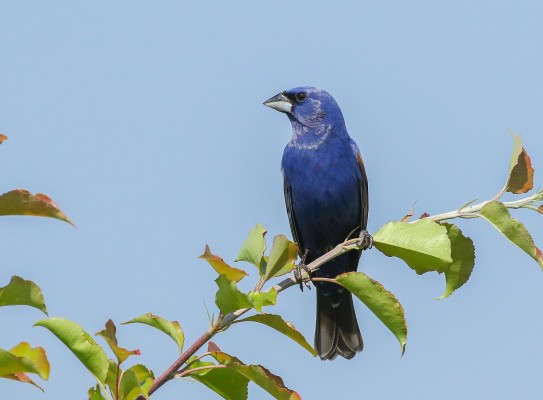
282,140,362,254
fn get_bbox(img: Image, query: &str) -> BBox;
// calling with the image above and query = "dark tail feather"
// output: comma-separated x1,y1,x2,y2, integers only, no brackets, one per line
315,286,363,360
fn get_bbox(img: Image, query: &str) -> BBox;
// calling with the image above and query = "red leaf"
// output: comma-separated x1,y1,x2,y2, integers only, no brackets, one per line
208,342,221,352
0,189,73,225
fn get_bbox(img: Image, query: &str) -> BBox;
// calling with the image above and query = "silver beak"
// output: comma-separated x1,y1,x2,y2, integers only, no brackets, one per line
263,92,293,114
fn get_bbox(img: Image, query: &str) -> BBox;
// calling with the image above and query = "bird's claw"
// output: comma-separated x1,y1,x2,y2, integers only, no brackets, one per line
357,230,373,250
294,250,312,292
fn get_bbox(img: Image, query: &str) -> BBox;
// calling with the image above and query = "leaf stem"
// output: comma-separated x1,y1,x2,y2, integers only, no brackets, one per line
176,364,226,378
115,363,120,400
97,380,113,400
176,351,212,375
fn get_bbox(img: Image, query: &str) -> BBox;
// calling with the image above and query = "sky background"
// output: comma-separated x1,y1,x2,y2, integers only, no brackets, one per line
1,1,543,399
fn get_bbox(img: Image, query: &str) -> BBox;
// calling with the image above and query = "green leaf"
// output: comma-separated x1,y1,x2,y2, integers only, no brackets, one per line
119,364,154,400
0,276,47,314
35,317,108,384
0,349,30,377
200,245,248,282
188,359,249,400
373,219,452,274
214,275,253,314
264,235,298,281
8,342,50,380
506,131,534,194
439,223,476,299
123,313,184,354
207,345,300,400
235,224,268,272
269,261,296,278
336,272,407,354
96,320,140,365
88,384,107,400
480,201,543,269
227,363,300,400
104,359,118,397
248,289,277,313
0,189,73,225
236,314,317,356
0,343,49,380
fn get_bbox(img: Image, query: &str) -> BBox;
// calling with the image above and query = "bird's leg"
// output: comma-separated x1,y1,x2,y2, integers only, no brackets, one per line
357,230,373,251
293,249,312,292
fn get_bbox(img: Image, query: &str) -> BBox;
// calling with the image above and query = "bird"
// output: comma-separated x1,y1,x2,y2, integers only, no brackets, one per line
264,86,369,360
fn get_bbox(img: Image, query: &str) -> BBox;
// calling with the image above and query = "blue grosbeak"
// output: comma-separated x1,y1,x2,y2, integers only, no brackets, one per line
264,87,368,360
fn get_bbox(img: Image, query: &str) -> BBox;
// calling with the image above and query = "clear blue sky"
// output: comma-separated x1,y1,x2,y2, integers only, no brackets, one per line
2,1,543,399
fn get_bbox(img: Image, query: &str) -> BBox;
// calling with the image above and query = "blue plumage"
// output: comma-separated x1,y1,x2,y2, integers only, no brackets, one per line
264,87,368,360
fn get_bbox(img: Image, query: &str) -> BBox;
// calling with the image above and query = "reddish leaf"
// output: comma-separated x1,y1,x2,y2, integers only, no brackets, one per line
506,132,534,194
96,320,140,365
3,372,44,391
200,245,248,282
0,190,73,225
0,134,7,144
208,342,221,352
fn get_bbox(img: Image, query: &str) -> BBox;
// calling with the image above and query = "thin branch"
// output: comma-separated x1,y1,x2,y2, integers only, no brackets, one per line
176,364,226,378
424,189,543,222
145,329,214,397
176,351,212,375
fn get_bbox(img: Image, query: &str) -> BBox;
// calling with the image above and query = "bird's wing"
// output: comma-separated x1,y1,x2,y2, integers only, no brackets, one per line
351,141,369,231
283,178,304,253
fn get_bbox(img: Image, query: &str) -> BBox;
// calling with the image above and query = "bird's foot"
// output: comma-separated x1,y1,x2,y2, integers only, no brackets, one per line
357,230,373,250
294,249,312,292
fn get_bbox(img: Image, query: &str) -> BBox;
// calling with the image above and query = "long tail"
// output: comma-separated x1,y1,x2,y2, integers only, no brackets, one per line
315,286,363,360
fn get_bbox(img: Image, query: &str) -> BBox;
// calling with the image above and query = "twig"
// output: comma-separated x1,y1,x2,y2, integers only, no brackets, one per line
424,190,543,222
176,364,226,378
145,329,214,396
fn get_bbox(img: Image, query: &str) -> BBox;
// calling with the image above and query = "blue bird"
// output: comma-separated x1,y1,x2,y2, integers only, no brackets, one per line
264,87,368,360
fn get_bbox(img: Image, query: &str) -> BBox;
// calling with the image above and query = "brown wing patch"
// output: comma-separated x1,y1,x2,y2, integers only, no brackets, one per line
356,151,365,170
354,147,369,231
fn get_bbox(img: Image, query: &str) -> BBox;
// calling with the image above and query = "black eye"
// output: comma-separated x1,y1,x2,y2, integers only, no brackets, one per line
295,92,307,102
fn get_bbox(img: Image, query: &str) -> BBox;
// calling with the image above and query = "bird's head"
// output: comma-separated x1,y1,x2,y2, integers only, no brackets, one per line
263,87,345,133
